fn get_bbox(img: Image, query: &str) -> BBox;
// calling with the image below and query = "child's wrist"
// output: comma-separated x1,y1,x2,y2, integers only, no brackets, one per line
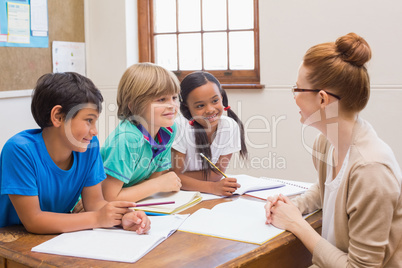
88,211,100,228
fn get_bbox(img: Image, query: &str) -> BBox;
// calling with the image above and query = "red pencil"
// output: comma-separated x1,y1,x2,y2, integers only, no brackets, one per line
243,194,266,201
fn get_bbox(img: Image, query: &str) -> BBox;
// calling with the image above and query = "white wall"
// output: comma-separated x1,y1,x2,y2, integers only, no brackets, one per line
0,90,38,148
2,0,401,183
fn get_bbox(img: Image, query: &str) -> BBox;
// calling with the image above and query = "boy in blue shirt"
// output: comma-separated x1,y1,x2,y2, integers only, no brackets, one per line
0,72,150,234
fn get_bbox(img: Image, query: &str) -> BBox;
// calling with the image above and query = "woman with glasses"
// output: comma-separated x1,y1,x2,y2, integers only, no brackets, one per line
265,33,402,267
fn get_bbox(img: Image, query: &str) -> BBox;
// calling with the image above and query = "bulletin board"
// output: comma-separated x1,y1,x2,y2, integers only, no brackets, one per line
0,0,49,48
0,0,84,91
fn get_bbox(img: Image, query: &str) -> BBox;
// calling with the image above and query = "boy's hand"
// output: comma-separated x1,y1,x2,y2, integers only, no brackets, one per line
96,201,135,228
154,171,182,192
122,211,151,234
212,177,240,196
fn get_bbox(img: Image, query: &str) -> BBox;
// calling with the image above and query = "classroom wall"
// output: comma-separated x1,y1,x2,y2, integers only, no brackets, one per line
1,0,401,183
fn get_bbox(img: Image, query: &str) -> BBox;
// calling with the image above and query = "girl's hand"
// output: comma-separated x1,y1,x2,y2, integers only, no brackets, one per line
122,211,151,234
212,177,240,196
154,171,182,192
264,194,303,232
96,201,135,228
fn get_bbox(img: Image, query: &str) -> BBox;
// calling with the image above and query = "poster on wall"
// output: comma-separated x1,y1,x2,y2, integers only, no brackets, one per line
0,0,48,47
52,41,86,76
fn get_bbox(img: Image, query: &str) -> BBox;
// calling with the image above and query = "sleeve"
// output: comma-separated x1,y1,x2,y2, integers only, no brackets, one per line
172,116,188,154
1,142,38,196
83,138,106,187
220,117,241,155
312,163,400,267
101,133,142,184
156,123,177,172
291,182,322,214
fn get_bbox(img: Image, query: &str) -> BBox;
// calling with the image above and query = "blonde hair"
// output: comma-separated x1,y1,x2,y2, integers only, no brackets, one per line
303,32,372,112
117,62,180,123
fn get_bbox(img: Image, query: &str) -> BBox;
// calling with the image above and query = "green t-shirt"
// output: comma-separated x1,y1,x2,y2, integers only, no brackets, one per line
101,120,176,187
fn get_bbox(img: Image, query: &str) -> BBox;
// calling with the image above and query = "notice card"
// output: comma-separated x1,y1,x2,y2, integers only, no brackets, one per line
7,2,30,43
52,41,86,76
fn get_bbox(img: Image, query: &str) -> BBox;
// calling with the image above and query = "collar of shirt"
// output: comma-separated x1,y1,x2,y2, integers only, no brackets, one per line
136,124,173,158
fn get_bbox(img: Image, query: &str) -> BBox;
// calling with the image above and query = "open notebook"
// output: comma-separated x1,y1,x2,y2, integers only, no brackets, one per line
231,174,285,195
133,190,202,214
199,174,285,201
244,178,313,200
178,198,285,245
31,215,189,263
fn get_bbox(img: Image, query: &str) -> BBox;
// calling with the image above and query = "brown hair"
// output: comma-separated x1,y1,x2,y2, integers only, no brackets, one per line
31,72,103,129
117,62,180,124
303,32,372,112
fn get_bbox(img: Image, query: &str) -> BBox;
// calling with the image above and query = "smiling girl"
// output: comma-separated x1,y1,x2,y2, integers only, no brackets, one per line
172,71,247,196
101,63,182,202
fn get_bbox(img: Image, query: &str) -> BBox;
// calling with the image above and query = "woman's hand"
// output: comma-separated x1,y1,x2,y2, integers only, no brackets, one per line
264,194,303,232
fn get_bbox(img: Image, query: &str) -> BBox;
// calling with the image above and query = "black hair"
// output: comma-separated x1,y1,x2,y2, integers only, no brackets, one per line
31,72,103,129
180,71,247,180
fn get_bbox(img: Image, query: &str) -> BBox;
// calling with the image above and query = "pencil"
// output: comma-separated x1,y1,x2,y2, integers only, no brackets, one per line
199,153,228,178
132,201,175,208
145,212,169,216
244,193,266,201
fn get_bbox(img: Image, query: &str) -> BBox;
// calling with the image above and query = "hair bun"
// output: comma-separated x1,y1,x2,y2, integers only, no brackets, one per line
335,32,372,67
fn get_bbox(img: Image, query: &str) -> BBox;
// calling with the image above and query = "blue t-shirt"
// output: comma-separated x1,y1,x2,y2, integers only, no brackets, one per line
0,129,106,227
101,121,176,187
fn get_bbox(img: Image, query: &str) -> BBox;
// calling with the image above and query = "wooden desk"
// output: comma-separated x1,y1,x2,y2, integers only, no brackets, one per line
0,197,322,268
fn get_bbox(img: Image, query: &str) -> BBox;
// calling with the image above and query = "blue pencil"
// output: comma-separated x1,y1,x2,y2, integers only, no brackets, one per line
145,212,169,216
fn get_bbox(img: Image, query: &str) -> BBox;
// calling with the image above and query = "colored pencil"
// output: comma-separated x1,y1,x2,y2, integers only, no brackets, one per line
145,212,169,216
199,153,228,178
132,201,175,208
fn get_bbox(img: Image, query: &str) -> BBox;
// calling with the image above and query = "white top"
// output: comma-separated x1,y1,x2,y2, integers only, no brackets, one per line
321,145,350,246
172,115,241,172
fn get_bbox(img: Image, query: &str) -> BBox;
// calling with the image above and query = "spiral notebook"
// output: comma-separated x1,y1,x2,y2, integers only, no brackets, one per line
231,174,285,195
244,178,313,200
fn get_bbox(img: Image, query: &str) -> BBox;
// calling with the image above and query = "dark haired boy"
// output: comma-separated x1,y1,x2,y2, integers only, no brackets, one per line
0,72,150,234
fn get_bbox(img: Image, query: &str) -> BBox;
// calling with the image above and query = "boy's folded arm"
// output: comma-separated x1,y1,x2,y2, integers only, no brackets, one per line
81,183,108,211
9,194,99,234
9,194,138,234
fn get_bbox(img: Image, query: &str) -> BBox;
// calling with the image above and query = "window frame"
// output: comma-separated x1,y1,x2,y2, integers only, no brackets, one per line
137,0,263,89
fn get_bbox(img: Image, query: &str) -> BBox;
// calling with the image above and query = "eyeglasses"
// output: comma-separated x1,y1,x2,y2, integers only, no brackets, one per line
292,85,341,100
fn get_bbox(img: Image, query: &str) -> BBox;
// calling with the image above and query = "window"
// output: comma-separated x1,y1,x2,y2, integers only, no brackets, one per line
138,0,262,89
